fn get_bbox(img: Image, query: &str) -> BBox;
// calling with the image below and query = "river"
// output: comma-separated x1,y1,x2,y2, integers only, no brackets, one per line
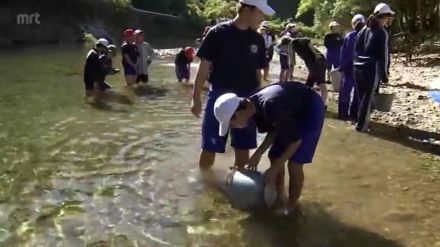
0,45,439,247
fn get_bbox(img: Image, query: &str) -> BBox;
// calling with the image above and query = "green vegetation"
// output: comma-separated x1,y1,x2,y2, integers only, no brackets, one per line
296,0,440,34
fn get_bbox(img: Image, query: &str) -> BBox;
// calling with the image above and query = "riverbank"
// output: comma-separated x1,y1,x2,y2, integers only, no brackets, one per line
0,0,201,49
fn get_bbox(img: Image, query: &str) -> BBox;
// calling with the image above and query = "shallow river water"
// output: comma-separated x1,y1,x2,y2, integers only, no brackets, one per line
0,45,439,247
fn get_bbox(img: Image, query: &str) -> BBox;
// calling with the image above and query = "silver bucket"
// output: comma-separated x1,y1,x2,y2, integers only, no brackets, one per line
329,69,342,92
225,169,277,211
374,93,395,112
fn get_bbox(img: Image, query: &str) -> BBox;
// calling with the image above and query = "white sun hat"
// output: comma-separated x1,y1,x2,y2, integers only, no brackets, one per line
374,3,395,15
96,38,109,48
214,93,241,137
239,0,276,16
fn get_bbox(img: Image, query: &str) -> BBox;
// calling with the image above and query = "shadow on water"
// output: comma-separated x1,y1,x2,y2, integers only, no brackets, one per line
133,84,169,98
101,90,134,105
240,202,405,247
326,111,440,156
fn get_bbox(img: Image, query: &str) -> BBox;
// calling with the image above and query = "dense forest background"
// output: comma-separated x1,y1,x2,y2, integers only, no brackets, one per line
0,0,438,48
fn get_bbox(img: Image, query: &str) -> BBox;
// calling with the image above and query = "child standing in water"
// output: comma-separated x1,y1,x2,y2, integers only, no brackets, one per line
175,47,195,83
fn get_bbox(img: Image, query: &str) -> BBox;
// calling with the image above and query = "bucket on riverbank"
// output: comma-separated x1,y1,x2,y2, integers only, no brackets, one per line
225,169,277,212
329,69,342,92
374,93,395,112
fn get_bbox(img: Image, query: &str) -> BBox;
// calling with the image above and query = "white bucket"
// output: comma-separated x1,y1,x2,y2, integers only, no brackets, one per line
329,69,342,92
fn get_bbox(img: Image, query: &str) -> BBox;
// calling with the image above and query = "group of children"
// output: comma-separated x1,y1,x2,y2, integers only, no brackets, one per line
200,0,396,215
83,28,155,102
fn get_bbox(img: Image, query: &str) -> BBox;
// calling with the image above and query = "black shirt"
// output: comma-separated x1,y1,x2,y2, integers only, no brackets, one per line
250,81,315,145
324,33,343,51
175,50,190,66
121,42,138,66
290,38,324,67
197,21,266,93
84,49,105,83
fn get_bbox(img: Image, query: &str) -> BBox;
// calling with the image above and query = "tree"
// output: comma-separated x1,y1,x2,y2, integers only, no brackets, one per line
296,0,440,34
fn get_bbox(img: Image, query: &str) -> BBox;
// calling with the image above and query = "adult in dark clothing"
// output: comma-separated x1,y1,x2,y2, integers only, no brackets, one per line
214,81,325,213
83,38,109,102
191,0,274,170
121,29,138,87
354,3,395,132
324,21,343,74
279,36,328,105
338,14,365,121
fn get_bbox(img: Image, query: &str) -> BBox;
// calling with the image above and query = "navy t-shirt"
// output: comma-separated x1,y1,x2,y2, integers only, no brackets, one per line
324,33,343,51
250,81,315,145
197,21,266,93
121,42,138,66
175,50,190,66
84,48,105,83
290,38,324,67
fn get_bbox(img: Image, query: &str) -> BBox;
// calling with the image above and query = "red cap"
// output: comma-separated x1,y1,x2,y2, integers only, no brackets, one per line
123,29,134,36
184,47,195,61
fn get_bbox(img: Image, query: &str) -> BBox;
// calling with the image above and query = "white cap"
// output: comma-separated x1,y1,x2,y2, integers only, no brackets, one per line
96,38,109,48
352,14,366,24
261,21,269,27
134,29,143,35
374,3,395,15
329,21,340,28
239,0,275,16
214,93,241,137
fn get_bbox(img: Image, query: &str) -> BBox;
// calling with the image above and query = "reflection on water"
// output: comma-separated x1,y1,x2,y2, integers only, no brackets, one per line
0,46,439,247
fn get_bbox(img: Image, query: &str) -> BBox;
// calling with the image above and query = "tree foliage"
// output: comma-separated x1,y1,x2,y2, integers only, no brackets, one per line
296,0,440,34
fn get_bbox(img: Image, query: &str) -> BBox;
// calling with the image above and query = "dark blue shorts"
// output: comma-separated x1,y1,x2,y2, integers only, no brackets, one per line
202,89,257,153
279,54,289,70
123,63,137,76
175,65,190,81
326,50,340,70
268,91,325,164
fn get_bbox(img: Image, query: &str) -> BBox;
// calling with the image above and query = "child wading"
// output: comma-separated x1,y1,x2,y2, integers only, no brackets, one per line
175,47,195,83
214,81,325,214
83,38,109,103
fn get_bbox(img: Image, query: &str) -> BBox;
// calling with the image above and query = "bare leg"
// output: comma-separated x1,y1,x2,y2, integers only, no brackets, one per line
288,66,294,80
125,75,137,88
279,69,287,82
287,162,304,210
264,67,269,81
269,159,287,205
233,149,249,170
319,83,328,106
199,149,215,170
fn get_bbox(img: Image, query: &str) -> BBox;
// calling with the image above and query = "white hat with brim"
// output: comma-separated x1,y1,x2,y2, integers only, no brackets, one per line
214,93,241,137
329,21,340,28
96,38,109,48
134,29,144,35
239,0,276,16
374,3,395,15
352,14,366,24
